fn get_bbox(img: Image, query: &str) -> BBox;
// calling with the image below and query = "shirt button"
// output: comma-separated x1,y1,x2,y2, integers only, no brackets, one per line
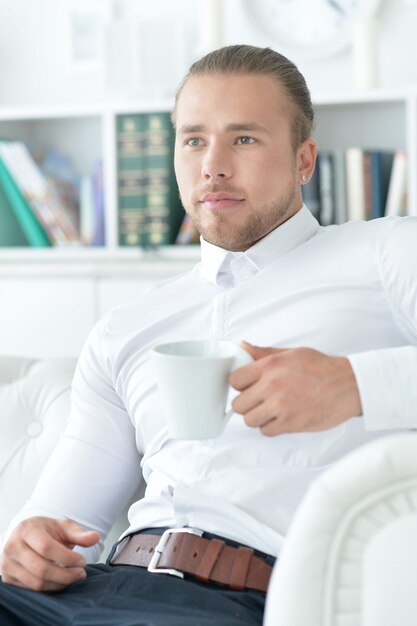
27,421,43,438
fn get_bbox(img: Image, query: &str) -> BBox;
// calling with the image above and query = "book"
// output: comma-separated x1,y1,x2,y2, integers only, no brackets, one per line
362,151,373,221
117,112,184,247
117,113,149,246
384,150,407,217
39,149,80,234
144,112,183,246
0,141,81,246
0,169,31,246
0,155,51,246
365,149,395,219
332,149,348,224
345,147,366,221
91,159,105,246
317,152,335,226
79,174,95,245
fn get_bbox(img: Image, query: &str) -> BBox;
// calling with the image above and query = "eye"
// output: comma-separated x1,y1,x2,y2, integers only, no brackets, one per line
185,137,203,147
236,136,255,145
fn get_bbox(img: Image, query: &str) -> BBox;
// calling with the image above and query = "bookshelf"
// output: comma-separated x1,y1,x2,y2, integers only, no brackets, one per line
1,90,416,357
0,89,416,258
312,89,417,216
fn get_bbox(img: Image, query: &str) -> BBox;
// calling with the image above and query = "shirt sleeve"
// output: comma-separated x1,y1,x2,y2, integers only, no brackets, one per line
2,317,143,562
347,217,417,430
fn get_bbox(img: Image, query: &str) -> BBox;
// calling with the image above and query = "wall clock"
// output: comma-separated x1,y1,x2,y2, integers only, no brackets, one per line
242,0,383,59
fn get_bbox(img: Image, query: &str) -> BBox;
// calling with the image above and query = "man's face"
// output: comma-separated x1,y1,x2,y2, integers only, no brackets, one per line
174,73,316,251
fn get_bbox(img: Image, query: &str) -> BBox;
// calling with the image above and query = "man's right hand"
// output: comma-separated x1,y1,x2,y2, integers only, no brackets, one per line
0,516,100,592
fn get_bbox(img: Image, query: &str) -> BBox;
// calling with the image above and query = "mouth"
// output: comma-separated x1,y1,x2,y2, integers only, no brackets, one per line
199,192,244,211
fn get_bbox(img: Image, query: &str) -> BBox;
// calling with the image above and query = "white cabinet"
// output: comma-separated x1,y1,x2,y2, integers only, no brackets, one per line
0,250,199,358
0,277,95,358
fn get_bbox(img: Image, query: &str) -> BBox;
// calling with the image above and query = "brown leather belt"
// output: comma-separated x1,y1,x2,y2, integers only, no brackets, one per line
110,528,272,593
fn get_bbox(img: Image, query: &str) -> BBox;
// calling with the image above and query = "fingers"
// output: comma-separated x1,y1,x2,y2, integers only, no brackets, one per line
258,418,280,437
231,382,263,416
230,344,287,391
56,520,100,549
230,348,281,424
229,357,261,391
1,517,99,592
3,542,87,592
234,392,285,435
240,341,286,361
231,346,361,437
22,519,96,567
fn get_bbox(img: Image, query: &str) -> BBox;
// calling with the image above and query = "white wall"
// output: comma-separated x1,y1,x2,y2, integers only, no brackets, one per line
0,0,417,108
0,0,200,106
225,0,417,95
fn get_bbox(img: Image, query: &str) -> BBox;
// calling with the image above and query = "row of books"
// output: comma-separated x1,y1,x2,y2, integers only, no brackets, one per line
303,148,408,226
173,146,408,243
117,112,185,247
0,140,105,248
0,141,81,247
0,109,184,249
2,133,407,249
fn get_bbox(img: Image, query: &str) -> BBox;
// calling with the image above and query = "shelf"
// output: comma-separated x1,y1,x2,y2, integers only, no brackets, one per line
0,244,200,262
312,87,416,106
0,89,415,119
0,99,174,122
0,89,415,260
0,245,201,278
0,105,104,122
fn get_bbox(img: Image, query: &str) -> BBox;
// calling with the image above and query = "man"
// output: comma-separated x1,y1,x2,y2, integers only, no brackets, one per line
1,44,417,625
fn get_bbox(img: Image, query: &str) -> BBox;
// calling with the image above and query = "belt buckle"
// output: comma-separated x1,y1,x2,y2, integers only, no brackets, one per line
147,527,203,578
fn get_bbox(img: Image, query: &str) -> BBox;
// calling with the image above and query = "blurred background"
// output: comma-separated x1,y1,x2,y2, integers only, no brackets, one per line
0,0,417,105
0,0,416,358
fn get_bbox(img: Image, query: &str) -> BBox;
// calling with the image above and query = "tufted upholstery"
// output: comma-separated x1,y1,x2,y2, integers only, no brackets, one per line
0,355,136,559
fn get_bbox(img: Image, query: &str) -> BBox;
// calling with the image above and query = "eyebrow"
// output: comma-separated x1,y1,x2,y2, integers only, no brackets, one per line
177,122,269,134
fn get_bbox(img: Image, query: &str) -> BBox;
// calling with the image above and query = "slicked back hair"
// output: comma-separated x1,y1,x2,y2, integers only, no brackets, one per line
172,44,314,152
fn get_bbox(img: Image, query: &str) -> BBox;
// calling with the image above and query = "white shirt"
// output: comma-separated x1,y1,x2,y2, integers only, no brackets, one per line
5,206,417,560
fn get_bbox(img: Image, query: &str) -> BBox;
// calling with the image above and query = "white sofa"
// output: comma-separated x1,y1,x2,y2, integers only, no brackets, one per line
1,355,416,625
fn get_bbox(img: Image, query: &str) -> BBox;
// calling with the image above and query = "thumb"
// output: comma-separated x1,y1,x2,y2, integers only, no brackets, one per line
240,341,282,361
59,520,100,548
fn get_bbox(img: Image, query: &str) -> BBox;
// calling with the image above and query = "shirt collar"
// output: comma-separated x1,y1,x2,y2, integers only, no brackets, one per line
200,205,320,286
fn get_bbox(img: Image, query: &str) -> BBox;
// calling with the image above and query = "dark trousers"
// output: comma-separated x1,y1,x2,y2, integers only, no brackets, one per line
0,562,266,626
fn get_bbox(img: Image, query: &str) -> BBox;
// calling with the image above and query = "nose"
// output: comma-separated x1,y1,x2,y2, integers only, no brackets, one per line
201,142,232,181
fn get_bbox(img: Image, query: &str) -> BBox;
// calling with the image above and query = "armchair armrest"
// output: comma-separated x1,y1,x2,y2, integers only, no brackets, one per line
264,432,417,626
362,512,417,625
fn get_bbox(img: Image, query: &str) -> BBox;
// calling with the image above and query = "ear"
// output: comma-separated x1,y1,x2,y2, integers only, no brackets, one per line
297,138,317,185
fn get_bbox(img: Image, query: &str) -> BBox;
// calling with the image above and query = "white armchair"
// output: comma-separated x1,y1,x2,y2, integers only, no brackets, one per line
264,431,417,626
1,355,415,625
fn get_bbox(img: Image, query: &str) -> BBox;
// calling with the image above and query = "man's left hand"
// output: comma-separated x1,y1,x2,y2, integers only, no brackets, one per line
229,342,362,437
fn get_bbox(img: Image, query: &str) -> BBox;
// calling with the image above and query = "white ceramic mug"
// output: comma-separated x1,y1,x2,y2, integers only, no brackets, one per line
151,340,253,439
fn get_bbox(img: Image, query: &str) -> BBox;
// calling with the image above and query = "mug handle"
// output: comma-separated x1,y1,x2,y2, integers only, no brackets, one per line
233,345,254,369
224,345,253,422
